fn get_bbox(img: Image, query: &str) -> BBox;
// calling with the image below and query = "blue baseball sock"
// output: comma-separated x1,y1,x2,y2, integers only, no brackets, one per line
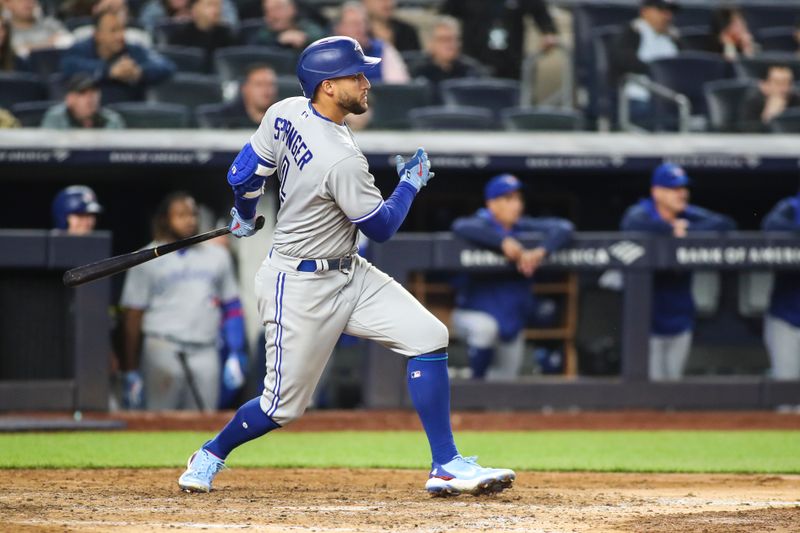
468,347,494,379
204,397,280,460
407,354,459,465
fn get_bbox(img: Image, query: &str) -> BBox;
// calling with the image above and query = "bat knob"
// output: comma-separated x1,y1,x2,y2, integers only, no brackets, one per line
255,215,266,231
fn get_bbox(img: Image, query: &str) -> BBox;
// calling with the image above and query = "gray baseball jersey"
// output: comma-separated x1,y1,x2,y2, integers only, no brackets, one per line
245,96,448,426
120,243,239,345
250,96,384,259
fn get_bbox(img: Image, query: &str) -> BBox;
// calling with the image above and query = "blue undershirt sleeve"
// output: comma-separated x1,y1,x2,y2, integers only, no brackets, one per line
356,181,417,243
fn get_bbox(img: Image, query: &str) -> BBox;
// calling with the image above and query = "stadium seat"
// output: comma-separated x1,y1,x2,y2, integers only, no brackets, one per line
154,20,192,46
703,79,756,132
9,101,57,127
679,27,713,51
743,6,800,34
440,78,521,118
648,52,730,118
672,7,712,30
236,18,269,45
214,46,298,81
27,48,63,78
769,109,800,133
755,27,799,53
276,75,304,100
367,81,433,130
0,72,48,107
157,45,207,74
107,102,190,128
408,105,497,131
146,73,223,112
501,107,583,131
736,55,800,82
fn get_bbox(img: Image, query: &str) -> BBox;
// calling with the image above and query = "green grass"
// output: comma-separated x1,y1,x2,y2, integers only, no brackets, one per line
2,431,799,473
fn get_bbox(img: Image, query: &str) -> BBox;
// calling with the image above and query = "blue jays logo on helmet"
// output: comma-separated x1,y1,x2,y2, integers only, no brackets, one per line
296,36,381,98
52,185,103,230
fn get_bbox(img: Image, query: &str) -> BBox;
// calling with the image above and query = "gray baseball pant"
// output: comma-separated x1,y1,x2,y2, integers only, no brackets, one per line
648,331,692,381
451,309,525,380
764,314,800,380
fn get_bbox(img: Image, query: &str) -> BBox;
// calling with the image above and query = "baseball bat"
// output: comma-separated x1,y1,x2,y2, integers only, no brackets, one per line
63,215,266,288
176,350,206,412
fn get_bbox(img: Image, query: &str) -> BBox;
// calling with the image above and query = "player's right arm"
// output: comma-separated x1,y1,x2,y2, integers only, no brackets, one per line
119,265,150,409
227,114,278,237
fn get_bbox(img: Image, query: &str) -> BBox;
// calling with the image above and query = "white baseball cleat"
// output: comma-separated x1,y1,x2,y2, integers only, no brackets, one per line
425,455,515,497
178,448,225,493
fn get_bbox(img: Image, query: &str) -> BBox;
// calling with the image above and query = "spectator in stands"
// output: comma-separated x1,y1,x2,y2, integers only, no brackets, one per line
41,73,125,129
0,17,29,70
4,0,74,57
411,16,482,103
609,0,682,125
362,0,419,52
51,185,103,235
167,0,235,71
706,7,757,62
620,163,736,382
440,0,558,80
120,191,245,411
740,65,800,133
71,1,153,49
762,187,800,380
205,63,277,128
244,0,325,51
450,174,573,380
0,108,21,127
58,0,125,18
138,0,239,34
336,1,409,84
61,8,175,102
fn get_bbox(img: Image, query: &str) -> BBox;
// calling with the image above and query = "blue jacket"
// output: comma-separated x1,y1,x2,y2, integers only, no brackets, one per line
621,198,736,335
762,195,800,327
61,38,175,101
452,208,573,340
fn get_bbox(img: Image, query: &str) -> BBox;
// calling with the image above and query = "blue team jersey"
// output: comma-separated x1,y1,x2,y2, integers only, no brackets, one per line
763,196,800,327
451,208,573,340
621,198,736,335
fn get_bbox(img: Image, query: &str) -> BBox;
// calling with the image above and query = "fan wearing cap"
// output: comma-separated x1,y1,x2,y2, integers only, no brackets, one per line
451,174,574,380
761,187,800,380
620,163,735,381
51,185,104,235
41,74,125,129
610,0,683,125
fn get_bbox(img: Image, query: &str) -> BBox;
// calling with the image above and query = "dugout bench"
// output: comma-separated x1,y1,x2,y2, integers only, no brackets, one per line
364,232,800,411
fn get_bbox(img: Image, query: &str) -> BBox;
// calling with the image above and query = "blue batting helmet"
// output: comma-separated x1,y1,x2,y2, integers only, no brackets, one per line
52,185,103,230
296,36,381,98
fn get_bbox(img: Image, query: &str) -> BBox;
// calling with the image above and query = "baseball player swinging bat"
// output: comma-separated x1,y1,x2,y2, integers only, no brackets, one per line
63,215,266,287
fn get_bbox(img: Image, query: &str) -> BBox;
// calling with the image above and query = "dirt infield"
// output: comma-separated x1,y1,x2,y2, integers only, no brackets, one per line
4,469,800,532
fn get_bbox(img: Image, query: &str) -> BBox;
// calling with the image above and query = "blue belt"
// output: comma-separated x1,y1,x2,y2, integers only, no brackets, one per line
297,256,353,273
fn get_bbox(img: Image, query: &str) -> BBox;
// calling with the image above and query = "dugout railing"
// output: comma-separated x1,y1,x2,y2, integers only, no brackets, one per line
364,232,800,410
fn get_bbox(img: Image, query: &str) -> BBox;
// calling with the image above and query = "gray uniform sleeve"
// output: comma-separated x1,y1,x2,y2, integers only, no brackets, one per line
120,264,151,310
249,107,277,168
325,155,385,222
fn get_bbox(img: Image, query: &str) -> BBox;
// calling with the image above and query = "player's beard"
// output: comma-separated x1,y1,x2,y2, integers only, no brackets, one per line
338,91,368,115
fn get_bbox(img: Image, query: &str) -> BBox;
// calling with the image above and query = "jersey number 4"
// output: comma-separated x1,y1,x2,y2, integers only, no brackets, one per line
278,155,290,203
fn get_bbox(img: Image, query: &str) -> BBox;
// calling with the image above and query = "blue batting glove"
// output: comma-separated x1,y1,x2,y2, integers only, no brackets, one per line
223,351,247,390
395,147,434,191
229,207,256,238
122,370,144,410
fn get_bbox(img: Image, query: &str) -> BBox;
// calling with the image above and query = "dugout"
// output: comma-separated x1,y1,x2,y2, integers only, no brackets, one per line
1,130,800,411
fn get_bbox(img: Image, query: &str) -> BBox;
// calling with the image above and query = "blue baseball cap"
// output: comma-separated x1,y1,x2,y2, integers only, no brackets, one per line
485,174,523,200
651,163,690,188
